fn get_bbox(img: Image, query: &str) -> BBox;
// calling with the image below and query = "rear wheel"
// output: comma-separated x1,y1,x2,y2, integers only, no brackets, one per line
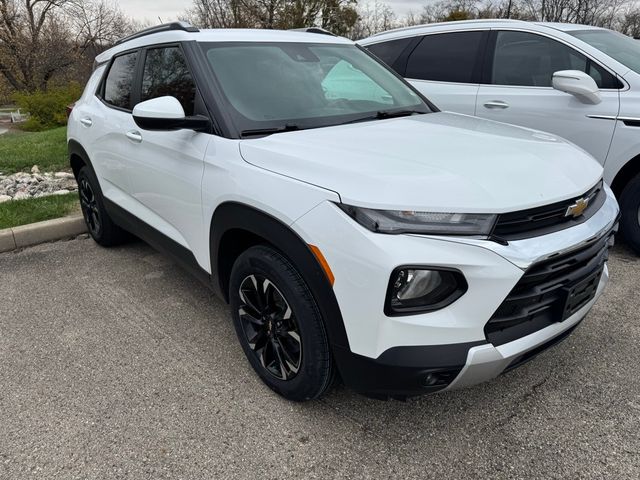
619,173,640,255
229,245,334,401
77,166,128,247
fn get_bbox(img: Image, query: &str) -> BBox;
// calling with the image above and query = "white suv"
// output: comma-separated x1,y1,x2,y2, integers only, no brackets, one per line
360,20,640,254
68,22,619,401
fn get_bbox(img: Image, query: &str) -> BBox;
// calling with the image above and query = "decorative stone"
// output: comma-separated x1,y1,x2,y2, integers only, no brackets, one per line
54,172,74,179
0,195,11,203
52,189,71,195
31,165,40,174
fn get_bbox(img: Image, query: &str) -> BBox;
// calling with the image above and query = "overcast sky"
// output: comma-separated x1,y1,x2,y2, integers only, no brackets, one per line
115,0,424,24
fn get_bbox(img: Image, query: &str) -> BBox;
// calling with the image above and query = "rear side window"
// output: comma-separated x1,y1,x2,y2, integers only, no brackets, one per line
141,47,197,116
103,52,138,110
491,31,621,89
405,31,485,83
366,37,413,69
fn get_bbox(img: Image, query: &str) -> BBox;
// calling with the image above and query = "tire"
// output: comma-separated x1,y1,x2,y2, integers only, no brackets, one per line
77,166,128,247
619,173,640,255
229,245,334,401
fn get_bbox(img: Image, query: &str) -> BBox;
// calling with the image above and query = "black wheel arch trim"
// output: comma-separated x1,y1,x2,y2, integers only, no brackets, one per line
210,202,351,350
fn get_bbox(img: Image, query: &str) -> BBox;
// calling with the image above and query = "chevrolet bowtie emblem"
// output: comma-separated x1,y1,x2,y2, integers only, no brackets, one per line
566,197,589,218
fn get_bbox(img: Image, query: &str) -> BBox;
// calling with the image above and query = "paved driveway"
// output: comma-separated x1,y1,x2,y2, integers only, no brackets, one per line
1,237,639,479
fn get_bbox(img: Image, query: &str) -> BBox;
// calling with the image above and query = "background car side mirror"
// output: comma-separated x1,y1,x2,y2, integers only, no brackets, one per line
133,96,210,132
552,70,602,105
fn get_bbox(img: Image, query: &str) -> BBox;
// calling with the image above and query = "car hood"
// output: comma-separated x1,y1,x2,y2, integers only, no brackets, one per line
239,112,603,213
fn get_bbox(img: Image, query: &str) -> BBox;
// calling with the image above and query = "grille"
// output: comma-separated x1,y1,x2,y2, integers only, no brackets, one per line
492,181,604,241
485,227,614,346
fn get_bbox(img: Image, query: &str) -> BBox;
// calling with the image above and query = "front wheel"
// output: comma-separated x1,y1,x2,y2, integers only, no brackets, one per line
619,173,640,255
229,245,334,401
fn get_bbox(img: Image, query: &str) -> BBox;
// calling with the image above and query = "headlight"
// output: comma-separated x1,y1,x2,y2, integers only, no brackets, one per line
338,204,497,236
385,267,467,316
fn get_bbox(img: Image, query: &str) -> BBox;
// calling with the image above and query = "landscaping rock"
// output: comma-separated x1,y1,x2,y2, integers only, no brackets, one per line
31,165,40,174
0,194,11,203
54,172,74,179
0,170,77,201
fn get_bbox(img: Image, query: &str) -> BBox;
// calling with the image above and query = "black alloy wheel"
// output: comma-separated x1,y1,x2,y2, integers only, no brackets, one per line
238,274,303,380
229,245,334,401
79,176,101,238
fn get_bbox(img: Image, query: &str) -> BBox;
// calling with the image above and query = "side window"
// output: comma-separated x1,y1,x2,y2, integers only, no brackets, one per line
491,31,620,89
366,37,413,69
103,52,138,110
405,31,485,83
141,47,197,116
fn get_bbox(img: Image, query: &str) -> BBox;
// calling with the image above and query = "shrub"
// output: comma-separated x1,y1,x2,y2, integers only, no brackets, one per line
12,84,83,131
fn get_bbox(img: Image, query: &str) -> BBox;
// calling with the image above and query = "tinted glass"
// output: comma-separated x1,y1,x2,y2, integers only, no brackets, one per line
203,42,429,132
405,31,485,83
366,37,413,68
104,52,138,110
492,31,619,88
142,47,197,116
570,29,640,75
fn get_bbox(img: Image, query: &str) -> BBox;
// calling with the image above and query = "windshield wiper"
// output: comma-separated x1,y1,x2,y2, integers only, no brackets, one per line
240,124,301,138
338,109,426,126
375,109,425,119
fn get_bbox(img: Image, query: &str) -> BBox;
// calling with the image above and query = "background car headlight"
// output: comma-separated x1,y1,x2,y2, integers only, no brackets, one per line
338,204,497,236
385,267,468,316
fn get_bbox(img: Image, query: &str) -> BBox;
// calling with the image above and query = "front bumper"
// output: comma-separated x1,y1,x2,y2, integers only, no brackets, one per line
292,185,619,398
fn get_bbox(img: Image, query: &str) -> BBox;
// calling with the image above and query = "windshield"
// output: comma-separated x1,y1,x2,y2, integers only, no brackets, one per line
201,42,430,135
569,29,640,74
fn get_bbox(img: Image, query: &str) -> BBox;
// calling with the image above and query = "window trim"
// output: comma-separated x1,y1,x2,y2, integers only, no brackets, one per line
97,48,141,113
484,29,627,91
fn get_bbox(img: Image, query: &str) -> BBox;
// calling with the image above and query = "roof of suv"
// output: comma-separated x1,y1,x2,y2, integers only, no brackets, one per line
359,19,608,44
96,27,352,64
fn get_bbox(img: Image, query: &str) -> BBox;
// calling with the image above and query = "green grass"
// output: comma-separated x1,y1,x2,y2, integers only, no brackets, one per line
0,127,68,174
0,193,79,229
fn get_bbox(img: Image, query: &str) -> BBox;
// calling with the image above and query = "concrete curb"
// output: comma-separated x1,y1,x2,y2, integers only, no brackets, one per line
0,215,87,253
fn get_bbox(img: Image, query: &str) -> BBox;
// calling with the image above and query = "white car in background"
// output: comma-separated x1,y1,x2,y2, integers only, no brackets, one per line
360,20,640,253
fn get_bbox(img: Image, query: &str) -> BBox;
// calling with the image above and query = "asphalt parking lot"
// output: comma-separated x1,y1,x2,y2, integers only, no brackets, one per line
1,236,639,479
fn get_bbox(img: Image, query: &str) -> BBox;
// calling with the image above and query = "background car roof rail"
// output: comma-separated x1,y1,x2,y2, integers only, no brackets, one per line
289,27,336,36
115,21,200,45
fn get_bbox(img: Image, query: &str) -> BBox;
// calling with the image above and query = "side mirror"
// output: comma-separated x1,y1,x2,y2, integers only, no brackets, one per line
132,96,210,132
552,70,601,105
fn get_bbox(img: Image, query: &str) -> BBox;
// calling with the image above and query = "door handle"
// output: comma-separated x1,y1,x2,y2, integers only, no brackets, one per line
126,130,143,143
80,117,93,127
483,101,509,110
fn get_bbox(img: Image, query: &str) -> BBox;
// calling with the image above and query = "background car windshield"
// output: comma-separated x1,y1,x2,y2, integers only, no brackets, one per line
202,42,428,132
570,29,640,75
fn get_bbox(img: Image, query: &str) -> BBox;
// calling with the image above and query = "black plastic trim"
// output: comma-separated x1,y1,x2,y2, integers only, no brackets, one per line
133,114,211,132
209,202,351,351
103,198,212,288
384,266,468,317
333,340,486,399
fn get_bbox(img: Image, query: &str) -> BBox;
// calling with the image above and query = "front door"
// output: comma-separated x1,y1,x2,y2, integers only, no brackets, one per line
125,45,210,257
476,30,620,165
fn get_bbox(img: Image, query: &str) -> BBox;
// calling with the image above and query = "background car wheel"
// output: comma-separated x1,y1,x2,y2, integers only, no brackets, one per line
619,173,640,255
77,166,128,247
229,245,334,401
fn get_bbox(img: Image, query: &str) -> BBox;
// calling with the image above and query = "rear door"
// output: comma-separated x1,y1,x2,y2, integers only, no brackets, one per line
475,30,620,164
402,30,489,115
90,50,141,200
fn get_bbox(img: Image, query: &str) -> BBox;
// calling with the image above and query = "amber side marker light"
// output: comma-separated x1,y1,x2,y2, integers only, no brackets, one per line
309,244,335,286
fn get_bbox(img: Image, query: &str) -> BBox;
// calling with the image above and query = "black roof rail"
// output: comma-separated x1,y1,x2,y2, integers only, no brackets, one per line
115,21,199,45
289,27,336,37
